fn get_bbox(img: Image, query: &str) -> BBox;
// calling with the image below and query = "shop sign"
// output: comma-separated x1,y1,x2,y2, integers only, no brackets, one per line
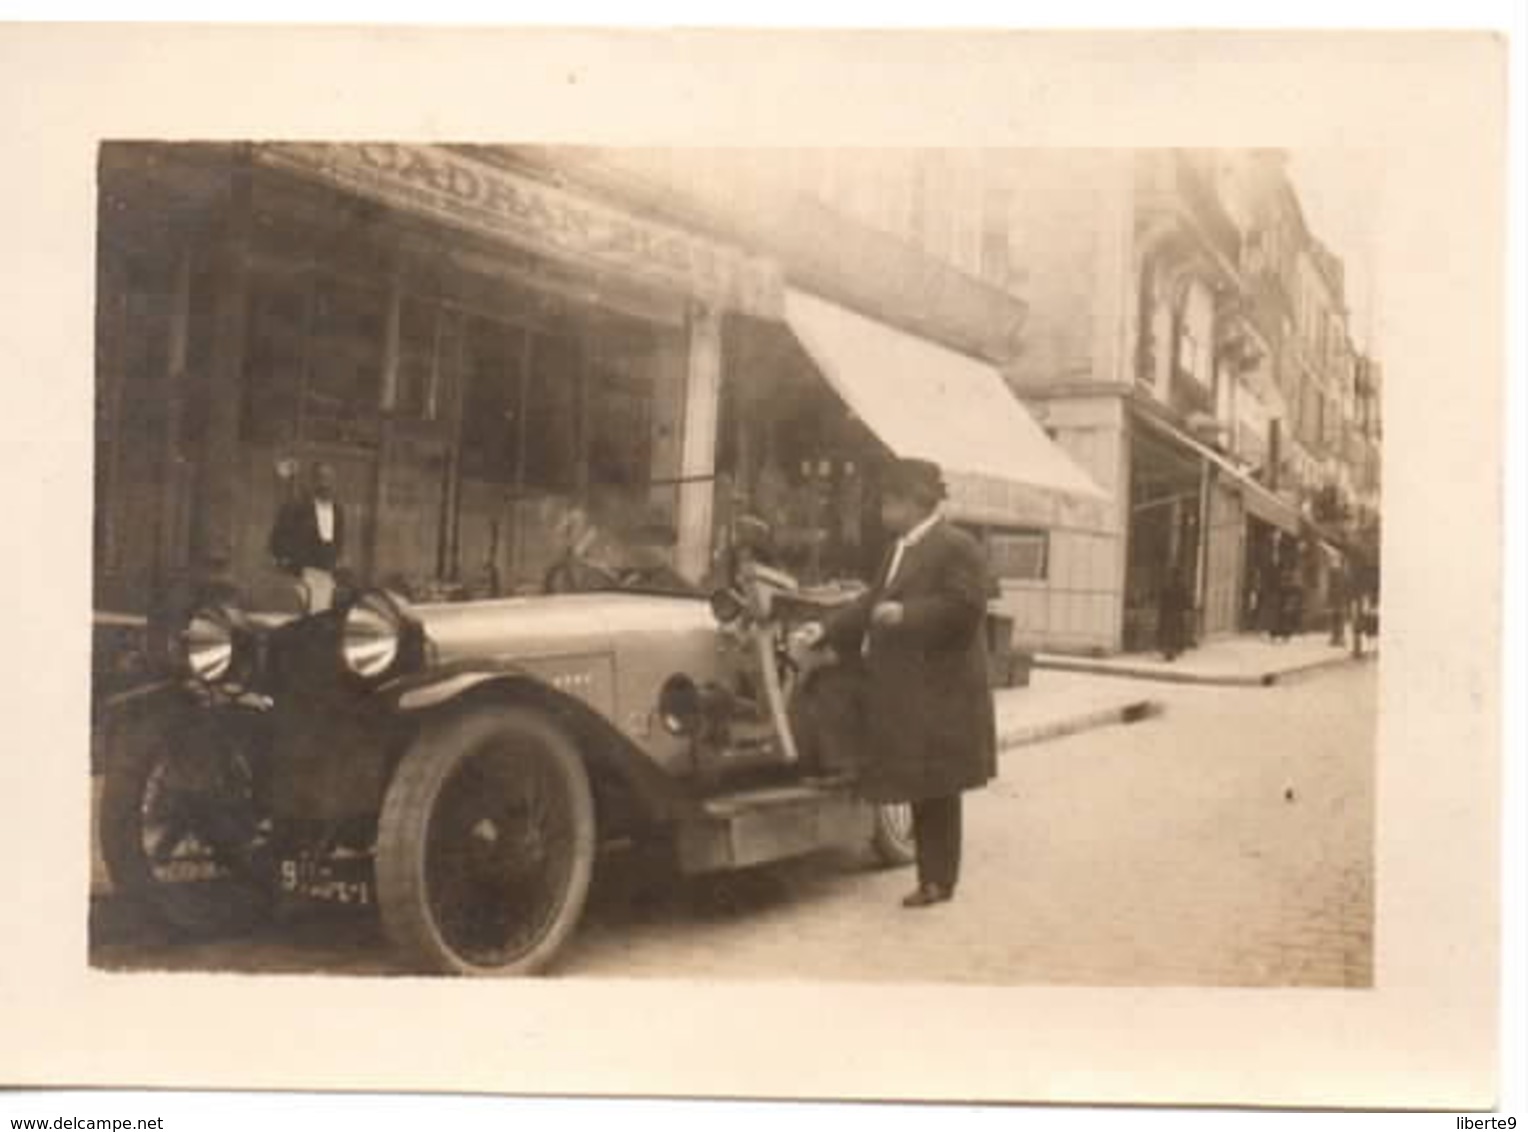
256,143,782,318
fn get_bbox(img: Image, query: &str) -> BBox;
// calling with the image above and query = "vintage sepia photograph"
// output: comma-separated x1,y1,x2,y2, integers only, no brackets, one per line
87,141,1384,984
0,21,1511,1115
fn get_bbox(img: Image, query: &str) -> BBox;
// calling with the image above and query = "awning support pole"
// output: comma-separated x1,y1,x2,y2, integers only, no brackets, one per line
1196,459,1213,640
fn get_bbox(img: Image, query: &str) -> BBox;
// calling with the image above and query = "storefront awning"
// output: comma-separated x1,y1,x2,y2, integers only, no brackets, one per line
1304,516,1357,559
1243,479,1304,534
785,289,1110,530
1131,407,1304,536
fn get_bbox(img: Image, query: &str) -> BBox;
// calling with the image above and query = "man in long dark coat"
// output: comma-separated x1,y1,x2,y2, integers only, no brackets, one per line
803,458,997,908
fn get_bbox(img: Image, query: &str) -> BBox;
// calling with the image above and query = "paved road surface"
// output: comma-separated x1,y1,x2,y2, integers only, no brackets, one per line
91,662,1375,987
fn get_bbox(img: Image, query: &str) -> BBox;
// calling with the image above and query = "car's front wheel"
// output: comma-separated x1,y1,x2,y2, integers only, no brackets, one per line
375,704,596,976
98,704,274,938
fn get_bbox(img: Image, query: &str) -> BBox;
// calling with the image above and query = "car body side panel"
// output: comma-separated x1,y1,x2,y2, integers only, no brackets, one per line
410,592,722,778
412,592,714,662
381,661,703,825
607,622,728,767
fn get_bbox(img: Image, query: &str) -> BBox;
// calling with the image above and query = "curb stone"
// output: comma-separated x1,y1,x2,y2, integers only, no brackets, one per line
1034,649,1374,688
997,698,1165,752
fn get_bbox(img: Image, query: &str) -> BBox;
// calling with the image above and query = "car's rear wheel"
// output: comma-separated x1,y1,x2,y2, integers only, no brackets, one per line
98,706,273,938
375,704,596,976
869,802,916,867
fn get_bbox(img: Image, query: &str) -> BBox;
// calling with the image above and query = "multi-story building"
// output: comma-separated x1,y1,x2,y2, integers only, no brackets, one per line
94,142,1378,659
537,146,1113,611
984,149,1306,652
92,142,1106,632
94,143,779,618
982,147,1379,652
1349,352,1384,562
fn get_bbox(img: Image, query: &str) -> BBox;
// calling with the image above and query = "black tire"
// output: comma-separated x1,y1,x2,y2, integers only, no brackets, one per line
869,802,916,868
375,704,596,976
98,706,273,938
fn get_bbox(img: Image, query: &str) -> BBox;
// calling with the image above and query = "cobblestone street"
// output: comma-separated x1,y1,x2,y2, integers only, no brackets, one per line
92,659,1375,987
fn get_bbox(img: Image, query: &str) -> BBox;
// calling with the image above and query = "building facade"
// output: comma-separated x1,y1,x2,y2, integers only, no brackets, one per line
94,143,1380,659
95,143,783,621
94,142,1102,634
987,148,1381,654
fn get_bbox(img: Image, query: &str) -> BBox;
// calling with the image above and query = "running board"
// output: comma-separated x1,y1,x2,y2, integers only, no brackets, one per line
677,778,867,874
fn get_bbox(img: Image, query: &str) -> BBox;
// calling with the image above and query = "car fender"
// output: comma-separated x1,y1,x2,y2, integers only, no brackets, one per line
392,669,508,712
379,659,698,827
378,657,560,713
91,679,194,776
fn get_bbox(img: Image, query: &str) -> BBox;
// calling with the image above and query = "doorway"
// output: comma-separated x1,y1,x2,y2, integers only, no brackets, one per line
1124,427,1203,652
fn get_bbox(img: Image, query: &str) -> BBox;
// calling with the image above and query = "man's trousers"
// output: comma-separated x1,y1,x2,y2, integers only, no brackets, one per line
911,794,963,893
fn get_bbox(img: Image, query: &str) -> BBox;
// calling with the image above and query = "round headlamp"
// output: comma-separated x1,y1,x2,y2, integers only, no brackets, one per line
182,607,238,684
341,590,408,681
657,674,702,736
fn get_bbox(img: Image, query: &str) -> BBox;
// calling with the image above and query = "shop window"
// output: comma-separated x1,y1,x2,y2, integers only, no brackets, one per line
241,272,308,446
587,351,655,493
986,527,1050,582
524,332,583,493
1170,321,1212,416
1176,325,1200,384
304,276,386,446
394,296,438,420
94,256,177,574
458,316,525,484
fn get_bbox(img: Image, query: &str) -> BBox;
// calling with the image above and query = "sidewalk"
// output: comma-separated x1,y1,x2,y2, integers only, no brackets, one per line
1036,631,1373,687
993,669,1163,751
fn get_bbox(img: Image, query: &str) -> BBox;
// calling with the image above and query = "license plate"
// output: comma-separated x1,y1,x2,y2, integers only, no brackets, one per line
279,854,373,906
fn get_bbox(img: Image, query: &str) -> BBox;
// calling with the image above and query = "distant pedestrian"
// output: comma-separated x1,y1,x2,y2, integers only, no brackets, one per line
1351,560,1379,657
1260,559,1282,640
1273,558,1302,642
800,458,997,909
1328,554,1351,647
269,461,346,612
1156,562,1191,661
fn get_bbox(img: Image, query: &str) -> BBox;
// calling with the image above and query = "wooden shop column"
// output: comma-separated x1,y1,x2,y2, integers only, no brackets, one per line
675,302,723,583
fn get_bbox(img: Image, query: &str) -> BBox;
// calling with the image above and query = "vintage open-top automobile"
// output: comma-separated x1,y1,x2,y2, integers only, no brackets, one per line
99,555,916,975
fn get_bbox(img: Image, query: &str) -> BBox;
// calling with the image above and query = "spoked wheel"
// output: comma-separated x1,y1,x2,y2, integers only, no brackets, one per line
869,802,916,868
98,708,273,937
375,705,596,976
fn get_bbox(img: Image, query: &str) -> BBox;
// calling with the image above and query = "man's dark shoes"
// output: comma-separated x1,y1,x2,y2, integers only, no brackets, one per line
901,883,952,908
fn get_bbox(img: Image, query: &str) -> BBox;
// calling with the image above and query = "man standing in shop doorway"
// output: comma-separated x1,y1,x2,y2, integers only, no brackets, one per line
803,458,997,909
269,460,346,612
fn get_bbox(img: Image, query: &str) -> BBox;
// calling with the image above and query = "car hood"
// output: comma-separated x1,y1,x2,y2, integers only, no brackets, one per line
409,591,717,664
